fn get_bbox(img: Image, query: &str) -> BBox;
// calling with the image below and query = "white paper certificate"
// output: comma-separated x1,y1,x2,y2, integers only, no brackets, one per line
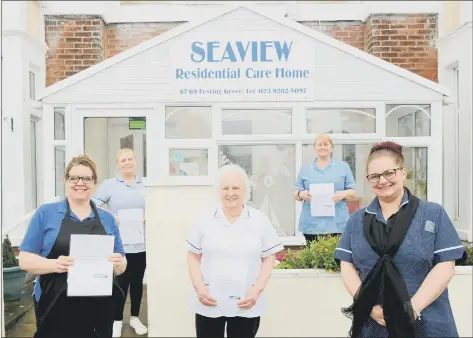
208,259,248,316
67,234,114,297
117,208,145,245
309,183,335,217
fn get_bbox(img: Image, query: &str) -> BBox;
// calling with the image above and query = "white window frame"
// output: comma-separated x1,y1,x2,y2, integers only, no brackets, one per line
453,67,460,220
42,104,71,202
70,104,155,181
156,100,441,245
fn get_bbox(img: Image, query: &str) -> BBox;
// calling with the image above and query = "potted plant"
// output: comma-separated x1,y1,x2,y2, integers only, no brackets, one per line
3,235,26,301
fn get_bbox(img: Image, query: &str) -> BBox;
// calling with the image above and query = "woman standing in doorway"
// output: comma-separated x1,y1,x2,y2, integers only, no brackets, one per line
294,134,357,245
334,142,466,337
19,154,127,337
93,148,148,337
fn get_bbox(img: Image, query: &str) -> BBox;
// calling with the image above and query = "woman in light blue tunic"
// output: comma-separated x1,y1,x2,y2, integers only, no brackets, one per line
93,148,148,337
294,134,357,244
334,141,467,338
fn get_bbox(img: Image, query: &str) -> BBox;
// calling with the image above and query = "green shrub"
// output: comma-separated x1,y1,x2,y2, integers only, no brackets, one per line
276,235,340,272
3,235,19,268
463,246,473,266
275,237,473,270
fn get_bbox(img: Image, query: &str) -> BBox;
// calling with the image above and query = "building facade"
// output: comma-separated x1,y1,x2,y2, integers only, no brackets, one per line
1,1,471,245
438,0,472,242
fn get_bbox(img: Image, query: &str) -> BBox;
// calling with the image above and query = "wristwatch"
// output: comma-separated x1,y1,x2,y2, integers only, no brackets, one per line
297,190,302,198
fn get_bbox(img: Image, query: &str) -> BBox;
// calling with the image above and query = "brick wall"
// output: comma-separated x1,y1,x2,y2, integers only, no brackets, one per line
45,15,105,86
364,14,438,82
45,14,438,86
105,22,184,58
300,21,365,51
45,16,183,85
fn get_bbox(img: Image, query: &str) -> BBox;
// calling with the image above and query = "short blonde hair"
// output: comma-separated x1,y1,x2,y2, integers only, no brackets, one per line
116,148,135,162
314,134,333,147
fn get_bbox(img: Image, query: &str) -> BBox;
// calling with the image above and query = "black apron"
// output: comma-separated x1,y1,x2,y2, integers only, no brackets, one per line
34,200,124,338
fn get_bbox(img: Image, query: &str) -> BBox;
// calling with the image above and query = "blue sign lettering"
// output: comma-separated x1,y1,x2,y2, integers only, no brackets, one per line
190,41,293,63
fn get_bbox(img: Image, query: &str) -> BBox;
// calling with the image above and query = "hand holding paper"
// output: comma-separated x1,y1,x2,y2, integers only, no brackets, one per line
67,234,114,297
117,208,145,245
309,183,335,217
237,286,261,310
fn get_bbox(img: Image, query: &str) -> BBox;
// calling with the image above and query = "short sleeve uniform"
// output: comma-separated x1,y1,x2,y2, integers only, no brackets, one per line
92,175,146,254
334,192,466,337
295,159,356,235
19,199,125,301
187,206,284,318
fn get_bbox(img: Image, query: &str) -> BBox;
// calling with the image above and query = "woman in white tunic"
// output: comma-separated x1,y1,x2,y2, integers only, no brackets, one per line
186,164,284,338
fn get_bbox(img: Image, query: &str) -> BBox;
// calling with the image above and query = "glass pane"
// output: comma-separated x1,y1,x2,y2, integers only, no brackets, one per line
222,109,292,135
386,104,431,137
403,147,428,200
169,149,208,176
54,146,66,199
84,117,147,185
302,143,376,211
165,106,211,139
29,71,35,100
54,108,65,140
30,120,38,209
306,108,376,134
218,144,296,236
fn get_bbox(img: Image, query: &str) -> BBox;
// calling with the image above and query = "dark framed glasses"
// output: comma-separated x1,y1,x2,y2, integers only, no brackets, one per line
67,175,95,184
366,168,403,183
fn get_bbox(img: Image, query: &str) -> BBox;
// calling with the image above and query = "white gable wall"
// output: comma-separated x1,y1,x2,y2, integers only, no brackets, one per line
42,8,443,104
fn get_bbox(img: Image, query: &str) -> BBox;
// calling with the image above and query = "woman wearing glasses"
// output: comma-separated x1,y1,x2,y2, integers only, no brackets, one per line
294,134,357,245
334,141,466,338
19,155,127,338
93,148,148,337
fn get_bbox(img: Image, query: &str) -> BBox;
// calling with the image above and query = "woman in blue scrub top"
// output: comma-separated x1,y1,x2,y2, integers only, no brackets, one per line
93,148,148,337
334,141,467,338
18,155,127,338
295,134,357,244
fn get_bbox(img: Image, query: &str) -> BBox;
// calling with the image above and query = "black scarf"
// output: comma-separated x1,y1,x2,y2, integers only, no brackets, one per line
342,188,420,338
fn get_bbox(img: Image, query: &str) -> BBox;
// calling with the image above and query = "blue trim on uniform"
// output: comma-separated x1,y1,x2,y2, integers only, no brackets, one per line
262,243,283,253
116,174,142,184
214,206,250,219
187,240,202,251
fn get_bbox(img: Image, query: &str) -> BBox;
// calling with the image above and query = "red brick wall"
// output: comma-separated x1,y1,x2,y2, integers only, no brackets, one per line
301,21,365,50
364,14,438,82
105,22,184,58
45,15,105,87
45,14,438,86
45,16,183,86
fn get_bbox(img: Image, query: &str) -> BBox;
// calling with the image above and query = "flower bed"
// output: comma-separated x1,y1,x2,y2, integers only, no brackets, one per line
275,236,473,270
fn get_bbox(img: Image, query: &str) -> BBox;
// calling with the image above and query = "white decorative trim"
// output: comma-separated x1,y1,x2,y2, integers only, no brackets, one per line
433,245,465,254
335,248,352,254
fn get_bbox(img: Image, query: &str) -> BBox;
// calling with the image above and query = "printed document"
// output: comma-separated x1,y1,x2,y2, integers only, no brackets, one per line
208,259,248,316
117,208,145,245
67,234,114,297
309,183,335,217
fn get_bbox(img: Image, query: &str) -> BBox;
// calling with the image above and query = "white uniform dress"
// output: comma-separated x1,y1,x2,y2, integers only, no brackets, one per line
187,205,284,318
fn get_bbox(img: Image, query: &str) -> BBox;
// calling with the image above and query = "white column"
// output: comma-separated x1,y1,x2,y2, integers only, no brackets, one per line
429,101,443,205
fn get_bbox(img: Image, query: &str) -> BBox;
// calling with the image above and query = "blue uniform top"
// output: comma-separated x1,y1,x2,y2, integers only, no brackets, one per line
295,159,356,235
92,175,146,254
19,199,125,301
334,191,465,337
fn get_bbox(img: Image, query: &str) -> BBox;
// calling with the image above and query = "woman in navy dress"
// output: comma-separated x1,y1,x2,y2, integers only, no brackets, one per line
334,141,466,338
